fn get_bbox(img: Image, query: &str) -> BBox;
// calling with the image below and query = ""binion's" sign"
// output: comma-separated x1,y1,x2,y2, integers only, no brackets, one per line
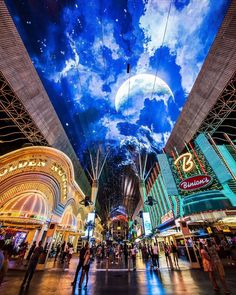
179,175,212,191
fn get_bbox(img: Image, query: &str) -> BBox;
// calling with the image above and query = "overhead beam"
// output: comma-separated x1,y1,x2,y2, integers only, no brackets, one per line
0,2,91,195
165,0,236,154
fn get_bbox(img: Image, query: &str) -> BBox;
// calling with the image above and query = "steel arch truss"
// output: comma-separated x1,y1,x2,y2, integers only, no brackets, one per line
0,71,48,146
198,72,236,143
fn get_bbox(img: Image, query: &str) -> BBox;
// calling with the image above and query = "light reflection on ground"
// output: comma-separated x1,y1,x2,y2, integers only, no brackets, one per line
1,255,236,295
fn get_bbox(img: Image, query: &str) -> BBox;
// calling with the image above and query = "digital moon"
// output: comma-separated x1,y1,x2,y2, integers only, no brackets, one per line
115,74,174,118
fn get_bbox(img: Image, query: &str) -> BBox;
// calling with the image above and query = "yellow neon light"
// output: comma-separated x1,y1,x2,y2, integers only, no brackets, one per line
174,152,195,173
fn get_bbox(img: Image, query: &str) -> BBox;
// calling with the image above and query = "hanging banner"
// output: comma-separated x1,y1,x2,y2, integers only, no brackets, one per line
84,212,95,238
142,212,152,236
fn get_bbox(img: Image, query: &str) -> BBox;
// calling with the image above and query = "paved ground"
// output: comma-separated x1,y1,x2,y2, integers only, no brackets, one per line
1,256,236,295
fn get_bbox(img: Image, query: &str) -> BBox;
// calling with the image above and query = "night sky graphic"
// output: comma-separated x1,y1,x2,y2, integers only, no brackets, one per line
5,0,230,170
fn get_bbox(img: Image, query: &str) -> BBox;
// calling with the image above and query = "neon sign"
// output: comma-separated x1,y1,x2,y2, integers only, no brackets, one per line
174,152,195,172
0,159,47,177
179,175,212,191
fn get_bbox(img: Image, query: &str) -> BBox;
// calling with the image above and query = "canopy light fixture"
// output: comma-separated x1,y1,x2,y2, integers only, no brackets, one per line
144,195,158,207
139,210,143,218
127,63,130,73
79,196,93,207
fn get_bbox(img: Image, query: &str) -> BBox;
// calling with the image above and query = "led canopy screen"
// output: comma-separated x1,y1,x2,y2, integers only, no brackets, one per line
5,0,230,166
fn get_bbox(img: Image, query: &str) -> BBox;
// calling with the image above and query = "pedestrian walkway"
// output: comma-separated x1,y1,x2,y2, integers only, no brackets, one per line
1,255,236,295
96,252,191,271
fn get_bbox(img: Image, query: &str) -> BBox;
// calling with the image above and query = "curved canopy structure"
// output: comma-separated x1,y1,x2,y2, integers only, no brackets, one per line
60,208,77,231
0,192,49,224
0,146,90,225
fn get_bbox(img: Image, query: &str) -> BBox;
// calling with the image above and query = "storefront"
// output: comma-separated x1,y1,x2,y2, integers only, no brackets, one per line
0,146,89,267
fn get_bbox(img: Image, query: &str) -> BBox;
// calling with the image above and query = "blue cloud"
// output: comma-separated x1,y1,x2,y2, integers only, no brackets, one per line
5,0,230,167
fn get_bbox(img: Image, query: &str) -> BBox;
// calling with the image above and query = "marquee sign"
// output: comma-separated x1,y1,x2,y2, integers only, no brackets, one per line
0,158,68,200
179,175,212,191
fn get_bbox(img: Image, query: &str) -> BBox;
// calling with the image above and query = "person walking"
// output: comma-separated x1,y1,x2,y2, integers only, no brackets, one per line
130,244,137,271
68,243,74,264
220,237,234,265
79,243,91,290
171,241,179,267
0,240,8,286
0,240,4,271
207,239,231,294
60,241,66,263
16,242,28,266
25,241,36,266
96,244,102,264
71,242,87,287
123,242,128,267
21,241,43,288
164,243,174,270
54,243,61,262
0,248,9,286
200,243,219,291
152,243,159,270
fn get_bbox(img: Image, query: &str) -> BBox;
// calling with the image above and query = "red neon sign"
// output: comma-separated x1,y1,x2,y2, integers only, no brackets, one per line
179,175,212,191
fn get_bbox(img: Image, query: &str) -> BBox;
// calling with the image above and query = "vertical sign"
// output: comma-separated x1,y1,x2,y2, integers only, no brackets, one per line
85,212,95,238
142,212,152,236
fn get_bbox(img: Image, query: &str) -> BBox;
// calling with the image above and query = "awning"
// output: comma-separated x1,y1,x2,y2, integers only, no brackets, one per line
157,219,176,232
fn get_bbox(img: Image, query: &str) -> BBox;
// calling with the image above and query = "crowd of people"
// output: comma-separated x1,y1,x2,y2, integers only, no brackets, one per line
0,239,44,288
140,241,179,270
0,235,235,293
51,241,74,266
199,239,232,294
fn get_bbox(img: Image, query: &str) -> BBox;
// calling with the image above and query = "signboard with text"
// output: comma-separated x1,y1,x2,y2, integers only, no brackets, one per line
172,147,221,196
179,175,212,191
161,210,174,224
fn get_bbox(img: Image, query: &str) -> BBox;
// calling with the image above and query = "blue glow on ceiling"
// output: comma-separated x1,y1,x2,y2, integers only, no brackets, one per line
6,0,230,166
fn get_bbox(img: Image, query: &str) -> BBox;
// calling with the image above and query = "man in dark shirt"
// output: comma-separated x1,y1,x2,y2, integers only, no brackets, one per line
71,242,88,287
123,242,128,266
21,241,44,288
24,241,37,266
